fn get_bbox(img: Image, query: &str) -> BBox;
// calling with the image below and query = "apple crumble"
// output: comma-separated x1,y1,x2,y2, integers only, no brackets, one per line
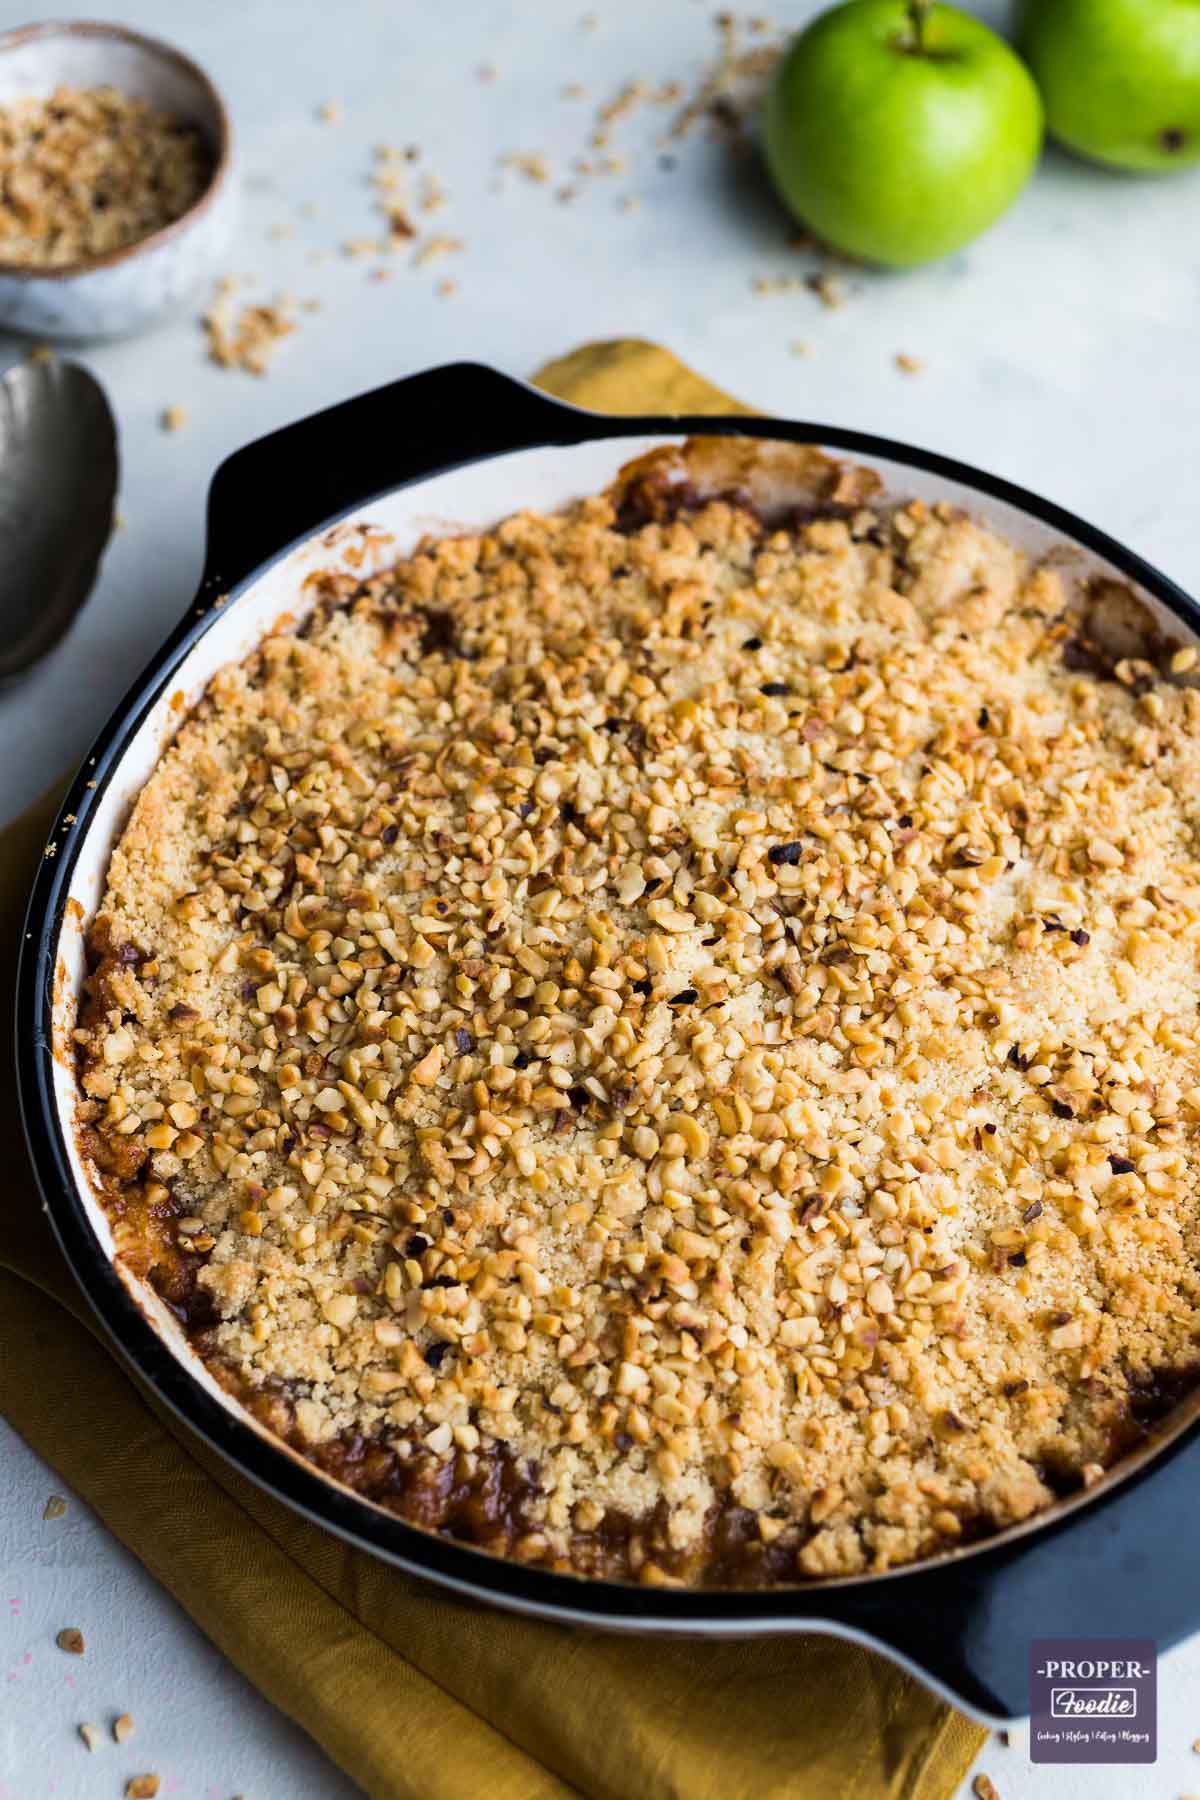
75,443,1200,1585
0,86,211,267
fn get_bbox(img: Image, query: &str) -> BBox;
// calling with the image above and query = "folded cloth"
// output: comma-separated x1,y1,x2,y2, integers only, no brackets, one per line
0,339,987,1800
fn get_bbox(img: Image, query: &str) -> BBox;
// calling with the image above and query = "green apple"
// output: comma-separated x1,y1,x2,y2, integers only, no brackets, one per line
764,0,1043,267
1017,0,1200,172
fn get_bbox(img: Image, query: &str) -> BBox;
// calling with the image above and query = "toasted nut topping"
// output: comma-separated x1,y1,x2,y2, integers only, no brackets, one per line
75,455,1200,1588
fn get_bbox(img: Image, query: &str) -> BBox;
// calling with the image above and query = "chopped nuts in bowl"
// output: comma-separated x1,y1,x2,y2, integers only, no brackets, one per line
0,21,234,337
0,84,212,266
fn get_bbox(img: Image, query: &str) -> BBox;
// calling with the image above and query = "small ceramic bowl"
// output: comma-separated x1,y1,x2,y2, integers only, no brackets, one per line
0,20,236,339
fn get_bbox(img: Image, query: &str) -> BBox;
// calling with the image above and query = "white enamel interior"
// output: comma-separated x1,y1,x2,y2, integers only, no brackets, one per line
42,431,1199,1621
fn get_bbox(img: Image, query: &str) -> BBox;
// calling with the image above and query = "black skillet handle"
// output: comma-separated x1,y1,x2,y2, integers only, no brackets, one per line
199,362,600,600
830,1424,1200,1719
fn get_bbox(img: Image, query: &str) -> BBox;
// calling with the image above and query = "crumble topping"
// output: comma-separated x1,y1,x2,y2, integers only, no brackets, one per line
0,86,211,266
76,451,1200,1585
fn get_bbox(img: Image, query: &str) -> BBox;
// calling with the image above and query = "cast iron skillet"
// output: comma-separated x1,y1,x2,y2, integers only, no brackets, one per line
16,363,1200,1722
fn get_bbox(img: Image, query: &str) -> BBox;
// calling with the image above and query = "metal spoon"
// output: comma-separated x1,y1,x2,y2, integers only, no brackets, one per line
0,356,118,684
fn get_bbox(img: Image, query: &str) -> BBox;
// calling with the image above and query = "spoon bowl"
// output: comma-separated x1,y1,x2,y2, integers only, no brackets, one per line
0,357,118,683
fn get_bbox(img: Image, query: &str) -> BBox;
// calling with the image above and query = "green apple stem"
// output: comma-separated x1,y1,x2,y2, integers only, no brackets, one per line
907,0,931,52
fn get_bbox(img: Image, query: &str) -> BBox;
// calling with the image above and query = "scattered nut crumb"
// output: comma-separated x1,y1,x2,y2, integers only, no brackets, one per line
56,1628,84,1655
78,1722,103,1752
42,1494,67,1520
114,1713,135,1744
806,270,845,309
420,175,449,214
413,235,464,267
895,353,923,375
972,1776,1000,1800
752,272,804,297
317,102,341,125
384,203,416,242
125,1778,159,1799
501,151,550,184
789,340,810,356
160,405,187,434
202,287,296,376
436,277,457,298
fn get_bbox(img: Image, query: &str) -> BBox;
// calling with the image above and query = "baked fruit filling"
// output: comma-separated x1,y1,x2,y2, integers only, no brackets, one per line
75,441,1200,1586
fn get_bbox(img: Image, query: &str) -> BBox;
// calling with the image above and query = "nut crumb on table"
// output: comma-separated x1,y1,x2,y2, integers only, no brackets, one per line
42,1493,66,1519
75,450,1200,1588
56,1627,84,1655
125,1778,160,1800
806,271,845,309
413,235,464,268
202,289,296,376
77,1722,103,1752
114,1712,135,1743
501,151,551,184
160,405,187,434
971,1775,1000,1800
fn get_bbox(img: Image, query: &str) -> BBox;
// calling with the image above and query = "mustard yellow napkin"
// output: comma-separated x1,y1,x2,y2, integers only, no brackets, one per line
0,341,988,1800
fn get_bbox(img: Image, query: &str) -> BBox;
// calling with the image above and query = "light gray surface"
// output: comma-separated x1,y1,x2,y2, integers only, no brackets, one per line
0,1419,360,1799
3,0,1200,1794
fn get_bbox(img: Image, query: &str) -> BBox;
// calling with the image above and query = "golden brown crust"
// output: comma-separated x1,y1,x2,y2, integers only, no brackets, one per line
74,467,1200,1586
